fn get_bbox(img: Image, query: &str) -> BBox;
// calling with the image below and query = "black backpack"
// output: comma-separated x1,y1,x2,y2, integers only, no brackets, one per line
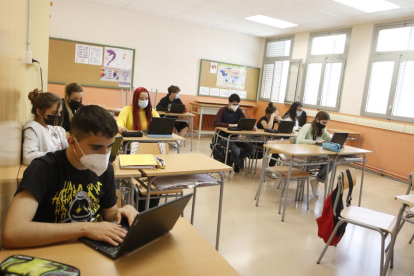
210,138,233,166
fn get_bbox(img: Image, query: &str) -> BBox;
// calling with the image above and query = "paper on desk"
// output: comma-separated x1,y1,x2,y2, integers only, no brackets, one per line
152,174,219,190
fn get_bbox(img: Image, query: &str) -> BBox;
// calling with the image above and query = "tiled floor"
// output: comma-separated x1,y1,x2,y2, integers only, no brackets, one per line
176,137,414,276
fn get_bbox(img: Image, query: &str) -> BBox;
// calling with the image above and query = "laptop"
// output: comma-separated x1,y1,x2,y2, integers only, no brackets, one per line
237,118,256,131
331,132,349,146
277,121,295,133
79,193,193,260
147,117,176,138
109,136,123,163
168,104,185,114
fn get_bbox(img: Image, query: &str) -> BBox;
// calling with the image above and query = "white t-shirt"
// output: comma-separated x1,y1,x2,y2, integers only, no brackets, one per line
48,126,64,150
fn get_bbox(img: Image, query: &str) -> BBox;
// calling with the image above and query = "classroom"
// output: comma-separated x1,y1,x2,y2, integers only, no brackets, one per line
1,0,414,275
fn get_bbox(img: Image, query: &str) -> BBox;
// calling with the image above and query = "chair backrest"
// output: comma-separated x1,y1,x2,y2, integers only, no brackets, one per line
406,172,414,195
332,168,357,216
134,142,169,155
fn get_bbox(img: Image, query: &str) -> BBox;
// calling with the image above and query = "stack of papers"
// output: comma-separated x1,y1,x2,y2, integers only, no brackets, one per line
119,154,157,169
152,174,219,190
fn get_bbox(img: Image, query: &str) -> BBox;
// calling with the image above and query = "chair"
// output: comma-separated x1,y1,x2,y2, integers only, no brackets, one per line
317,169,397,275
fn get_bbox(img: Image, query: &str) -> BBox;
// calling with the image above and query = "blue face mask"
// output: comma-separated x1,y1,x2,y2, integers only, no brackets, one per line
175,93,180,99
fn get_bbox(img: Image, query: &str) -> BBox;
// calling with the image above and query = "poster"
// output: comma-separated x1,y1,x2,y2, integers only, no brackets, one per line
100,68,119,82
210,62,218,74
240,91,247,99
103,47,133,70
210,88,220,96
216,63,247,90
75,44,89,64
89,46,103,66
199,86,209,95
219,89,229,97
119,70,132,87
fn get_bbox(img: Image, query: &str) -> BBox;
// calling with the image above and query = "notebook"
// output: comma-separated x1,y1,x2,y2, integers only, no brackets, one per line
119,154,157,169
79,194,193,260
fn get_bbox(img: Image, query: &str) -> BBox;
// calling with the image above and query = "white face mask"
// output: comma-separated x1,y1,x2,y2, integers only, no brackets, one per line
175,93,180,99
230,105,238,112
73,138,110,176
296,110,303,117
138,100,148,109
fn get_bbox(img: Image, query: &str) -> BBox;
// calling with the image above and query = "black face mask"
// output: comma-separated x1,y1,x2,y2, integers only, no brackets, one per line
69,100,82,110
43,115,62,126
316,122,326,130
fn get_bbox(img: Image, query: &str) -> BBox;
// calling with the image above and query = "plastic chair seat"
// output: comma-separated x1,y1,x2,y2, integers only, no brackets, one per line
341,206,397,234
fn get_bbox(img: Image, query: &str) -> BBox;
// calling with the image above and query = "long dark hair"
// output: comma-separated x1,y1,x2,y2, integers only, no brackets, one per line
311,111,330,137
283,101,303,120
132,87,152,130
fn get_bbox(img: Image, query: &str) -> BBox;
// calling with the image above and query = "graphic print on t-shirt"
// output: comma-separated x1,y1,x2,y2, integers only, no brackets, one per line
52,181,103,223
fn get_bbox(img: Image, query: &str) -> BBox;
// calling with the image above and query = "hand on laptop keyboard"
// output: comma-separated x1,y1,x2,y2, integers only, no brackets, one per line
83,221,127,246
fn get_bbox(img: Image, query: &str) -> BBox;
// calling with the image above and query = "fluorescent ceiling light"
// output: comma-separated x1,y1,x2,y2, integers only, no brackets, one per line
245,15,297,29
334,0,399,13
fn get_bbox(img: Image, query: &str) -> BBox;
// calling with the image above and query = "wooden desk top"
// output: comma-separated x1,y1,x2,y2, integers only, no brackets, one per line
264,144,338,156
395,194,414,206
194,100,257,107
0,219,239,276
141,153,232,177
328,128,362,135
157,111,196,117
120,133,186,142
113,156,141,178
336,145,372,155
216,127,297,137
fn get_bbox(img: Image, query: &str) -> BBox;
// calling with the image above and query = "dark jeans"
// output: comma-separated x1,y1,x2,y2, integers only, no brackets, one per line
228,141,256,165
269,154,279,167
316,162,333,181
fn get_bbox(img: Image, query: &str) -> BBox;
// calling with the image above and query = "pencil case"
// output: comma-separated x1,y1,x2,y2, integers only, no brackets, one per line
322,142,341,152
122,131,143,137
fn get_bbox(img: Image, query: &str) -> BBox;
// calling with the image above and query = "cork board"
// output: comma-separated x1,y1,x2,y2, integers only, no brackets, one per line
197,59,260,101
48,38,135,90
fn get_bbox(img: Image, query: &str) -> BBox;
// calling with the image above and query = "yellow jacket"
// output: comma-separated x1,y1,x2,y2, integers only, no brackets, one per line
117,106,159,131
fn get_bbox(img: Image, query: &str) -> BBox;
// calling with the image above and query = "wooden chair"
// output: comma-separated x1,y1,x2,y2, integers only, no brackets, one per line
317,169,397,275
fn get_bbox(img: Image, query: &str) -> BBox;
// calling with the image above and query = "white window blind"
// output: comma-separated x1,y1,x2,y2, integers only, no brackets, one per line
270,60,290,103
303,63,322,105
392,61,414,118
320,63,342,108
365,61,394,114
311,34,346,55
267,40,291,57
377,26,414,52
261,63,274,99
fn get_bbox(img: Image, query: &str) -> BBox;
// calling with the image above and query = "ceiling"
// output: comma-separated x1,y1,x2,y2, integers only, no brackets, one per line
85,0,414,37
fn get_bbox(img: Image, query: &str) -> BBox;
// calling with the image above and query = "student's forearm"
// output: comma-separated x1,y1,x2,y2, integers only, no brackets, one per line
2,221,88,248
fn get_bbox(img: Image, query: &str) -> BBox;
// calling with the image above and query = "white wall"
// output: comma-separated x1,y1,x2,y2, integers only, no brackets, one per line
49,0,264,95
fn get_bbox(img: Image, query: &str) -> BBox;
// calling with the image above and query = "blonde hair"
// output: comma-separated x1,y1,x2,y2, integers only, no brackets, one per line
63,83,83,122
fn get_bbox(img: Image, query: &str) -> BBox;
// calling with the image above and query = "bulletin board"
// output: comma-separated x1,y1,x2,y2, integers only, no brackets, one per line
197,59,260,101
48,38,135,89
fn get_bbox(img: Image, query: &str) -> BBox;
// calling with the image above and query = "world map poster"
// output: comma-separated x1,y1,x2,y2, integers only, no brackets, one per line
216,63,247,90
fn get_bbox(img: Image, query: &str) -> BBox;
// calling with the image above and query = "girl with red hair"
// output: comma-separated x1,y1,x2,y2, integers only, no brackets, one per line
117,87,159,133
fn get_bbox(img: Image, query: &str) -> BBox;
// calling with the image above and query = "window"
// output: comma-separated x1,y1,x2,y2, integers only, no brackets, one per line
361,21,414,122
301,30,350,111
259,37,294,103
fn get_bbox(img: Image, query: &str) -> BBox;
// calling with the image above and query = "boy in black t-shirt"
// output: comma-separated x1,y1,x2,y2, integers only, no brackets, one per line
2,105,138,249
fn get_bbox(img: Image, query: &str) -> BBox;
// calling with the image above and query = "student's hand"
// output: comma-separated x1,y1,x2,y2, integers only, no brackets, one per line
229,124,238,128
118,126,128,134
116,205,139,227
253,126,257,131
84,222,127,246
316,139,325,144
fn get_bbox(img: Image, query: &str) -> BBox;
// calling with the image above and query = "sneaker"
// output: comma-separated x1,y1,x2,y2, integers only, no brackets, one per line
234,165,240,173
310,178,319,198
268,172,277,179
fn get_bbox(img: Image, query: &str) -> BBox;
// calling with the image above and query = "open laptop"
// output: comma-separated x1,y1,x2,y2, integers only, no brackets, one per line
277,121,295,134
237,118,256,131
147,117,176,138
168,104,185,114
109,136,123,163
331,132,349,146
79,193,193,260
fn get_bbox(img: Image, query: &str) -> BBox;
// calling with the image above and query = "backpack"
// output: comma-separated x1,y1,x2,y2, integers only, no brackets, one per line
210,138,233,166
316,169,354,246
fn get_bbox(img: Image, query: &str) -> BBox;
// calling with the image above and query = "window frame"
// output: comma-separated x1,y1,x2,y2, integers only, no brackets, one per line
259,36,294,103
361,20,414,123
300,29,351,112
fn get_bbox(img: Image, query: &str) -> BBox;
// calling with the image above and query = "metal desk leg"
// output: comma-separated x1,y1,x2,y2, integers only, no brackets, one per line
216,172,225,251
359,154,366,207
281,161,293,222
198,107,203,140
190,116,193,151
256,147,269,206
323,160,330,200
176,141,180,154
191,187,197,224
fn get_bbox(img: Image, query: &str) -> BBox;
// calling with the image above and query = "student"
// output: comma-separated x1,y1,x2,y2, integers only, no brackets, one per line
117,87,159,133
2,105,138,248
282,101,307,130
256,102,281,179
296,111,332,198
22,89,69,165
213,93,256,173
62,83,84,132
156,85,189,138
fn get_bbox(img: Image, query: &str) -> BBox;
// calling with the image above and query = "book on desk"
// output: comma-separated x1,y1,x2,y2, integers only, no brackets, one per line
119,154,157,169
